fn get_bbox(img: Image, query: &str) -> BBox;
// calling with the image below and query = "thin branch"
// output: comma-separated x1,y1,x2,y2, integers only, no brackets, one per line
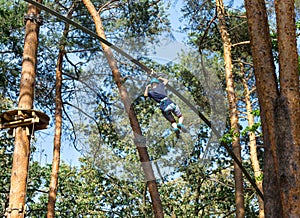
232,40,250,47
198,14,218,50
65,48,101,53
0,50,14,54
63,101,103,134
206,177,235,189
98,0,119,13
249,87,257,94
63,72,112,106
233,59,254,68
227,20,248,32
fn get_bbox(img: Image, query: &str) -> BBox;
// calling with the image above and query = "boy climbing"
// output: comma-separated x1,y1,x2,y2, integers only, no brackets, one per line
144,76,187,137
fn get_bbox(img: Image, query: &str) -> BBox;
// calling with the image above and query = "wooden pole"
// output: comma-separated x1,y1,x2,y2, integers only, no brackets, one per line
7,1,42,217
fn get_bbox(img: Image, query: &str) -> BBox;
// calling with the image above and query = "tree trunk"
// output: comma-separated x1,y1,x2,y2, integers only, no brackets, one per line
7,1,42,218
81,1,164,217
46,4,76,218
244,0,281,216
216,0,245,217
245,0,300,216
274,0,300,216
240,64,264,218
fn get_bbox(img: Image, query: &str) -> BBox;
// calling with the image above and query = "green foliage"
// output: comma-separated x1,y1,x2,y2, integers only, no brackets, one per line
0,133,13,217
0,0,264,216
0,0,26,102
24,159,154,217
181,1,263,216
250,109,260,116
182,0,251,60
255,173,263,182
126,0,170,37
23,151,260,217
296,20,300,30
0,1,26,45
220,128,240,144
0,97,14,216
241,122,261,137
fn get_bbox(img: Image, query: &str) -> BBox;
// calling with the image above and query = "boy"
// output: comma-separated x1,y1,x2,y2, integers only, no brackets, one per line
144,76,187,136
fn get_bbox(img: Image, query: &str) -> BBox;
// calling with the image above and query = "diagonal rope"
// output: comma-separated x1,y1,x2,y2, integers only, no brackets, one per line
23,0,263,200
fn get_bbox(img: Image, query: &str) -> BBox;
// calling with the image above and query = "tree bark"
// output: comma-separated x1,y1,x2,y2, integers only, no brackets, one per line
46,4,76,218
216,0,245,217
245,0,300,216
244,0,281,216
7,1,42,218
240,64,264,218
274,0,300,216
81,1,164,217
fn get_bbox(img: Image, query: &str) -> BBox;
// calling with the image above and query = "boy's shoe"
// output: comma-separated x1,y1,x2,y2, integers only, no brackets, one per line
177,123,187,133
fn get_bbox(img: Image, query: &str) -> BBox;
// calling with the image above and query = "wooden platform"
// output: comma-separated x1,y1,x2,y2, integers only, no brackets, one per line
0,109,50,133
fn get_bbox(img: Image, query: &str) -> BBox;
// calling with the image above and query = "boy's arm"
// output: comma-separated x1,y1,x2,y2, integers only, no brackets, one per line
158,76,168,85
144,84,151,97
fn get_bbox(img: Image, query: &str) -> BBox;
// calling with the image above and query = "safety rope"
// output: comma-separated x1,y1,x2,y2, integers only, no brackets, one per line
23,0,263,200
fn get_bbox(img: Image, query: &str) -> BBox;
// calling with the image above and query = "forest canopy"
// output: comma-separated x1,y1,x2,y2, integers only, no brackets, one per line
1,0,300,217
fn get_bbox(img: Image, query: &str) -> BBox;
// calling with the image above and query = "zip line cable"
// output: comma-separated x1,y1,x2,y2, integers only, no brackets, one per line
23,0,263,200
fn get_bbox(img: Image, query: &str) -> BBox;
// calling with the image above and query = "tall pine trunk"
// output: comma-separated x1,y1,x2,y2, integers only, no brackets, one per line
244,0,280,216
245,0,300,216
7,1,42,217
216,0,245,217
46,4,76,218
81,1,164,217
240,64,264,217
274,0,300,216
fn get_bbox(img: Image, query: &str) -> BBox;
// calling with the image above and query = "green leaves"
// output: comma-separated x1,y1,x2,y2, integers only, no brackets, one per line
126,0,170,38
0,0,266,216
241,122,261,137
220,128,240,144
0,134,13,217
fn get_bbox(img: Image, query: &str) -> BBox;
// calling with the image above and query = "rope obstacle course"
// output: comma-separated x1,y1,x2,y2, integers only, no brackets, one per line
10,0,264,200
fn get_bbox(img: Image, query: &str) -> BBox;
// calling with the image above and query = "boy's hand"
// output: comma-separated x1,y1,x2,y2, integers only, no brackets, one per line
158,77,168,85
144,84,151,97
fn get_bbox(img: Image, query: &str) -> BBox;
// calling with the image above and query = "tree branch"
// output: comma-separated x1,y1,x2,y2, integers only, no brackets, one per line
232,40,250,47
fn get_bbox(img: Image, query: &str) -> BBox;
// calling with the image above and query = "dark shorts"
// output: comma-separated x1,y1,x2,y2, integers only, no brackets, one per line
159,99,182,123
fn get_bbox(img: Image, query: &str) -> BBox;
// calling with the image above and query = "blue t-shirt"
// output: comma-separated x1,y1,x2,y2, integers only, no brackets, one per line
148,83,167,103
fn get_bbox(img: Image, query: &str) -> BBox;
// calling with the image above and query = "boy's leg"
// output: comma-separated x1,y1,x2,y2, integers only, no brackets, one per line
171,122,178,129
173,105,187,133
178,116,184,125
162,111,180,137
162,111,177,128
164,103,183,124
